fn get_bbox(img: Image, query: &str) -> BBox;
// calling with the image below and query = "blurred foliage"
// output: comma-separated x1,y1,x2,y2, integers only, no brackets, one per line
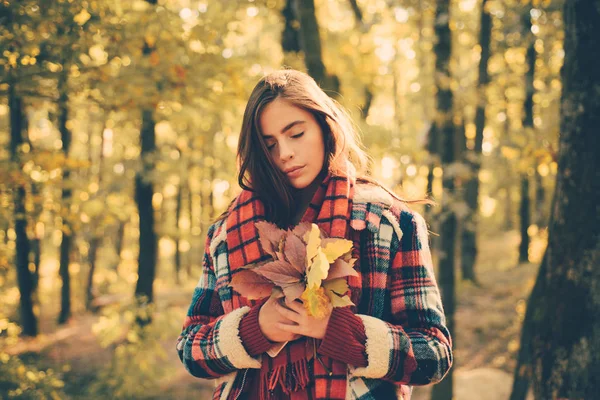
0,320,66,399
0,0,566,397
85,298,179,399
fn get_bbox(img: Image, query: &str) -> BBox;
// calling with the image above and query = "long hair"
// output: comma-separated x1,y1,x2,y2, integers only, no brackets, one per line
234,69,432,227
235,69,368,227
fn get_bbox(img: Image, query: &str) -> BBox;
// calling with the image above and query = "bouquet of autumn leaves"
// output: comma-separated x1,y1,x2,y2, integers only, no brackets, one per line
230,221,358,318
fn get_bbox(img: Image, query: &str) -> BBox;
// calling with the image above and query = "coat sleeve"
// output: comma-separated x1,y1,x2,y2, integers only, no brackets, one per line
176,225,262,379
349,210,453,385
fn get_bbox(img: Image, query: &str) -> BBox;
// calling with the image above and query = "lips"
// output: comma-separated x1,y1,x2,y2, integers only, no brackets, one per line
284,165,304,175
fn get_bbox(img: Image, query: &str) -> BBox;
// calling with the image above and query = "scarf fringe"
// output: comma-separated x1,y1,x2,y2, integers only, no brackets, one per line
260,357,311,397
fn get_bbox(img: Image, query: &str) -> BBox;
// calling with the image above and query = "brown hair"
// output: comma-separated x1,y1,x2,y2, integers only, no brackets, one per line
232,69,431,227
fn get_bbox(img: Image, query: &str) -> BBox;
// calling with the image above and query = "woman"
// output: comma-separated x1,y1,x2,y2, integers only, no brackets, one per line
177,69,452,399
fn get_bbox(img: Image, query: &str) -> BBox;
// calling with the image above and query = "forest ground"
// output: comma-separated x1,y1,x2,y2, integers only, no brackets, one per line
10,228,544,400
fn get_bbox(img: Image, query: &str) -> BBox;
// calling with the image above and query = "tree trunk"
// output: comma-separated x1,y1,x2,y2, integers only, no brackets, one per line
57,71,72,325
114,221,125,273
461,0,491,284
281,0,301,53
534,170,545,227
134,108,157,307
30,183,41,295
9,84,37,337
517,8,536,265
504,183,514,231
187,180,194,277
293,0,339,94
86,237,100,310
430,1,455,399
174,182,183,285
518,174,530,263
510,2,600,398
134,1,159,316
86,119,106,309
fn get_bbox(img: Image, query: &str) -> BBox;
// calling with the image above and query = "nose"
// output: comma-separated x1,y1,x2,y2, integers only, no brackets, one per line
278,139,294,161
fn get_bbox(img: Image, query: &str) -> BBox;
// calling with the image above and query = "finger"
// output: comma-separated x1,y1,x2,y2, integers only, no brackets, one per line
275,302,301,323
277,322,302,335
284,297,306,314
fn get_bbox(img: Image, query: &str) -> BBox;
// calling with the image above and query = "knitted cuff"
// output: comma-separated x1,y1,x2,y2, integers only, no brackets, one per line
239,303,273,357
318,307,368,367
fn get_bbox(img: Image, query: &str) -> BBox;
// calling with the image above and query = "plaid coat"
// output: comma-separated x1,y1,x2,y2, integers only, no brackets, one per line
177,182,453,399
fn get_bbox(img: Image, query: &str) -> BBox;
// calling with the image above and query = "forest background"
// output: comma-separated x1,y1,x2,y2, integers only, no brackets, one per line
2,0,596,399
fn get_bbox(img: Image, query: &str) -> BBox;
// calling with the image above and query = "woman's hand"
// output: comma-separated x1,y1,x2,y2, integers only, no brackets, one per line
275,297,333,340
258,296,302,343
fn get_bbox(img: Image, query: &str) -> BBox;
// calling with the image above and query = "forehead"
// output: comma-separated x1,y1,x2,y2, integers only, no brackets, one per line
259,98,313,136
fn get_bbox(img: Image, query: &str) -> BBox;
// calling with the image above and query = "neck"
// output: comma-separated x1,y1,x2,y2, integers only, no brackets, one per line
290,172,324,226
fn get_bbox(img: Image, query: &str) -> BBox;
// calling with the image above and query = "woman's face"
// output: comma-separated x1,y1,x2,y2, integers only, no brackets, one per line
259,98,326,190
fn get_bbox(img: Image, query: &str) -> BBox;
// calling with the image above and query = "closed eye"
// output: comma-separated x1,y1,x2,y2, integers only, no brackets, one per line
266,132,304,150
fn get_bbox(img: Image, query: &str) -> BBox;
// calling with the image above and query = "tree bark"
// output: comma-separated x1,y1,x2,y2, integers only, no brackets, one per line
86,120,106,310
430,1,455,399
510,1,600,398
281,0,301,53
518,174,531,263
534,169,545,227
174,182,183,285
9,83,37,337
461,0,491,284
114,221,125,273
57,71,73,325
134,108,157,306
517,8,536,264
293,0,340,94
86,237,100,310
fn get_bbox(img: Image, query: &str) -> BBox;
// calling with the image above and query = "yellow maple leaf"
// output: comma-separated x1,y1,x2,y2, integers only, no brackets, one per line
301,286,330,319
306,249,329,289
304,223,321,267
329,293,354,308
321,238,353,263
323,278,349,295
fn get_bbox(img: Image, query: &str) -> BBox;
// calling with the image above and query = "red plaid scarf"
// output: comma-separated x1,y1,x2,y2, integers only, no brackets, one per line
225,165,356,399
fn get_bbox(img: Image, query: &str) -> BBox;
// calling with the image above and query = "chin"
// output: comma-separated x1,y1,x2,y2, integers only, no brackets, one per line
289,172,320,190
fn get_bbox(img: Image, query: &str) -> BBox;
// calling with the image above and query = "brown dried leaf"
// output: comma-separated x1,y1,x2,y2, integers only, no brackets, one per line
325,258,358,280
284,233,306,274
270,286,285,300
254,260,303,287
255,221,286,258
230,269,275,300
292,222,312,243
281,282,306,301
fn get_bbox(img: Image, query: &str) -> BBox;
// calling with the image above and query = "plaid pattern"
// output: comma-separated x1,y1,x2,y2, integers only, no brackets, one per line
177,171,453,400
224,172,353,272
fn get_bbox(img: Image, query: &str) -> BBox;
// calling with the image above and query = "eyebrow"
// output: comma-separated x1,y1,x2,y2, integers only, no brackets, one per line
262,120,305,139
